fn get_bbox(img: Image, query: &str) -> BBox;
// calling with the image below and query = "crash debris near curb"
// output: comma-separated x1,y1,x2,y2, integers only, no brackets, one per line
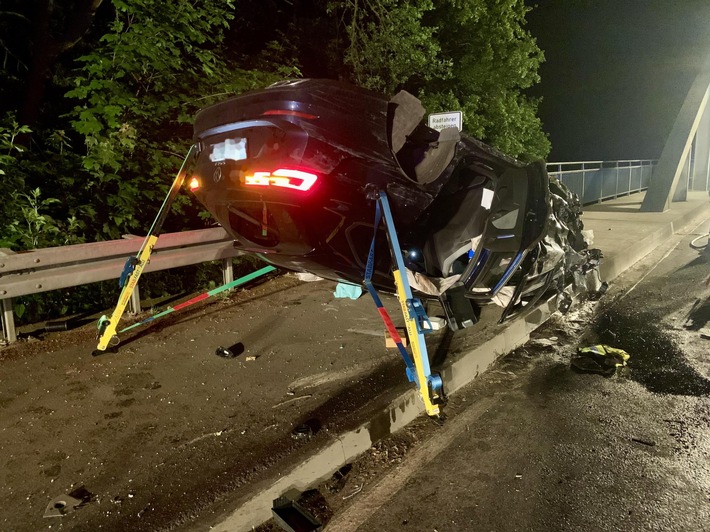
571,344,630,376
190,79,603,333
43,486,93,518
272,495,322,532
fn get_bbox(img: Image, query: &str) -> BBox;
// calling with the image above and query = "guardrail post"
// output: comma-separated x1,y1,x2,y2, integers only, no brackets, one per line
580,165,586,204
222,258,234,285
1,298,16,343
628,164,632,195
599,163,604,203
581,163,586,201
128,286,141,315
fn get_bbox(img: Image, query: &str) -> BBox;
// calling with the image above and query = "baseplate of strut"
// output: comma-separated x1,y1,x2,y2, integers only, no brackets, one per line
363,191,445,417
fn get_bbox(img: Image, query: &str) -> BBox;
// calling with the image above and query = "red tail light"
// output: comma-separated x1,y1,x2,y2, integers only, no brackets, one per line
262,109,317,120
244,168,318,191
188,176,201,191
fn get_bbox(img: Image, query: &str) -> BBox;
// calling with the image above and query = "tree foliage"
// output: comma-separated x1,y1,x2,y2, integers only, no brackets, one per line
327,0,450,94
63,0,286,239
326,0,549,160
0,0,551,324
418,0,550,160
0,0,549,253
1,0,290,247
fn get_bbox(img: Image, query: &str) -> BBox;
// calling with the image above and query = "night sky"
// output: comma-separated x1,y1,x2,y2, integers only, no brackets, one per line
527,0,710,162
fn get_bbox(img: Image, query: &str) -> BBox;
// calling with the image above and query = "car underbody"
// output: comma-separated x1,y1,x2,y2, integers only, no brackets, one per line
189,79,602,332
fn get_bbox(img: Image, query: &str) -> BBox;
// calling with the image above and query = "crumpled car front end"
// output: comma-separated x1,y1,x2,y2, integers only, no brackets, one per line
188,79,602,331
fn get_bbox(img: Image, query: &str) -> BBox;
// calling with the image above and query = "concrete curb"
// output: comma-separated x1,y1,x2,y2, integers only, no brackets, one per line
213,199,710,531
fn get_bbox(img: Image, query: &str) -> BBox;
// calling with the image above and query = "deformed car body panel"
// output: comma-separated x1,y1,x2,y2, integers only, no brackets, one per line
189,79,600,331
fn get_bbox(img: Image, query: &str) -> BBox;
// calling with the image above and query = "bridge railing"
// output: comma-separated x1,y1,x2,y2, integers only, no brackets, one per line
547,160,657,205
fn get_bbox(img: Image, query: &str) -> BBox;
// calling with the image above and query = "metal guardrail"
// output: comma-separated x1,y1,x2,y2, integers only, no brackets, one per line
0,158,660,344
547,160,657,205
0,227,244,343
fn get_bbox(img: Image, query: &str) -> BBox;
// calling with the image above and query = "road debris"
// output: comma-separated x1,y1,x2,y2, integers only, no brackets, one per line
631,437,656,447
588,281,609,301
215,346,236,358
557,291,573,314
531,337,558,347
426,316,447,331
291,419,321,440
183,430,228,447
326,464,353,494
271,495,322,532
295,272,323,282
385,327,408,348
342,485,363,500
215,342,245,358
333,282,363,299
273,395,313,409
44,486,93,518
571,344,630,376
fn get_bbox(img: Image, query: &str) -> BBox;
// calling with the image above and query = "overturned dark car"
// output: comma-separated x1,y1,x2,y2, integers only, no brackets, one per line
188,79,600,331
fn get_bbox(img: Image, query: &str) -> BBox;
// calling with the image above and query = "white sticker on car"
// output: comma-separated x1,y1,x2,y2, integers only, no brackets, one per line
481,188,494,209
210,137,247,162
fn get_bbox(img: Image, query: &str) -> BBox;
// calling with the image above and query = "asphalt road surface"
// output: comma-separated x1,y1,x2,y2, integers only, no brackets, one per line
316,226,710,532
1,219,708,532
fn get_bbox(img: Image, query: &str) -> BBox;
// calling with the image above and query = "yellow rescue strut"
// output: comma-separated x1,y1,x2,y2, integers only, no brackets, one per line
363,191,445,416
93,146,195,354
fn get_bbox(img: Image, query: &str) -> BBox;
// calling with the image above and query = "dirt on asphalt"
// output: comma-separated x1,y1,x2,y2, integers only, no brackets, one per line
4,225,709,531
1,250,514,532
0,272,418,532
266,231,710,532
